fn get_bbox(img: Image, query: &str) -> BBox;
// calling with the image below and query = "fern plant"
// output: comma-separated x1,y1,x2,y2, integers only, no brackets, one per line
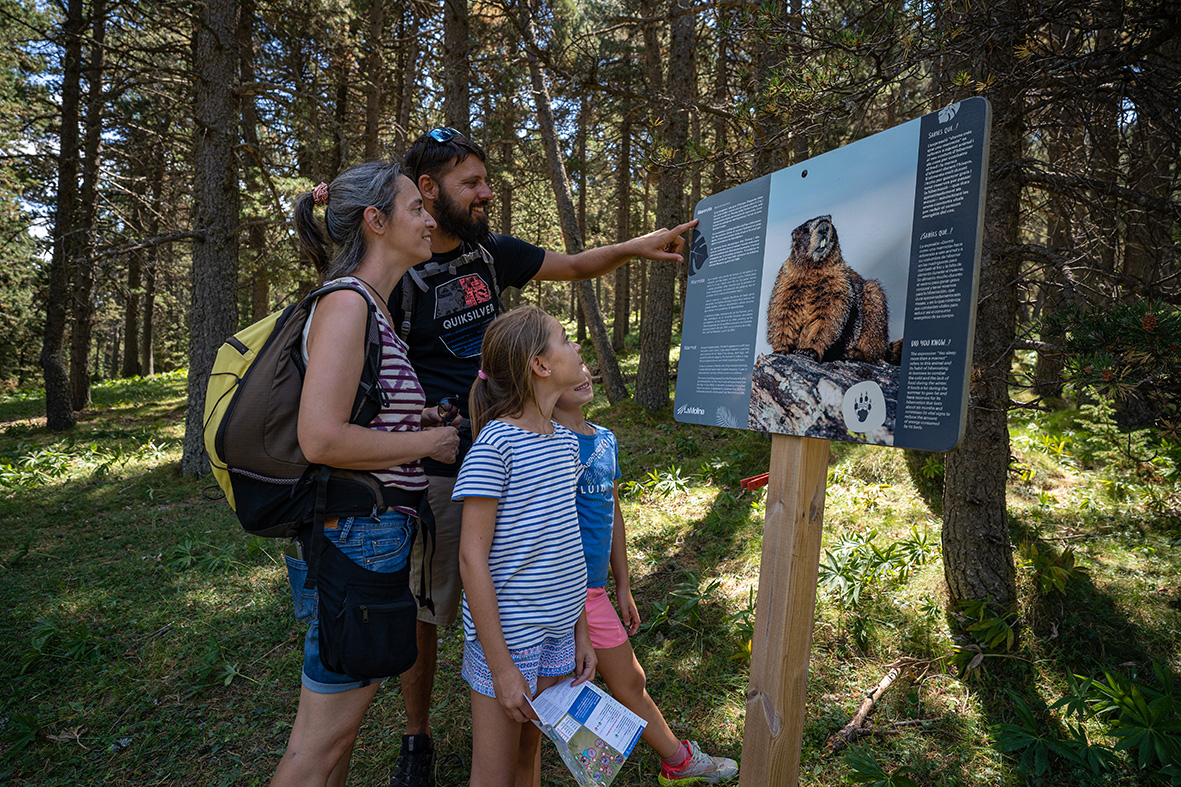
843,745,919,787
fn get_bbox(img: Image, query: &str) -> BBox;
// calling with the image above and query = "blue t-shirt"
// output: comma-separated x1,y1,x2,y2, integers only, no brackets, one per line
452,419,587,651
574,424,621,589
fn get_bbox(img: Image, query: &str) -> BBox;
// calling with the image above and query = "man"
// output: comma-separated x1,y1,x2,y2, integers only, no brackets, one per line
389,127,694,787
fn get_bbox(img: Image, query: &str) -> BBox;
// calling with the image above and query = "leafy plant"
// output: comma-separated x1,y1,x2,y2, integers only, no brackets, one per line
843,745,919,786
818,528,938,606
956,598,1016,652
1,711,41,763
643,572,722,632
894,524,937,580
1060,721,1118,776
23,619,106,673
1017,540,1088,595
191,638,253,690
1049,672,1095,722
1089,665,1181,771
164,537,239,572
995,692,1076,777
725,586,756,661
919,455,944,480
644,466,695,497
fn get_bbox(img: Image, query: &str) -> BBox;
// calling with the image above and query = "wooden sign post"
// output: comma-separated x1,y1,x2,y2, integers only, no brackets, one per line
739,434,831,786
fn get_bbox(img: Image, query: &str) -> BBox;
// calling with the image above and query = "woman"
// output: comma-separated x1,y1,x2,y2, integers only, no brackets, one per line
271,161,459,787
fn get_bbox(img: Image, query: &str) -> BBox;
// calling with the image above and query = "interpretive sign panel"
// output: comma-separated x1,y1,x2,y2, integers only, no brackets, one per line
674,98,990,451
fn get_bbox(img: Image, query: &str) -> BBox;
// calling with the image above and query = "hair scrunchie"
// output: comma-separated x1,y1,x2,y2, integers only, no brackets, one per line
477,369,488,380
312,182,329,206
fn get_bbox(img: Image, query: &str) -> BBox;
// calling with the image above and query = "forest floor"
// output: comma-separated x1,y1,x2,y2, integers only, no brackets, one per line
0,364,1178,786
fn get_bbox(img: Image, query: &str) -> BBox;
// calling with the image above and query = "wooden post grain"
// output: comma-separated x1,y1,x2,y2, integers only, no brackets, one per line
739,434,830,786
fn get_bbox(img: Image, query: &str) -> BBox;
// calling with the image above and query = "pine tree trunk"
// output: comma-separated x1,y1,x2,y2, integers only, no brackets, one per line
239,0,269,321
141,116,167,378
141,244,157,376
363,0,384,159
69,0,106,410
635,0,694,412
393,6,418,152
329,52,349,175
752,0,787,176
182,0,241,475
443,0,469,131
613,111,632,351
123,243,141,378
711,7,730,193
939,2,1022,611
522,17,629,404
41,0,84,430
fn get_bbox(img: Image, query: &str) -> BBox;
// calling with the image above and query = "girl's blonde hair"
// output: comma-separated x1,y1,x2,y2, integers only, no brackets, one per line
469,305,553,438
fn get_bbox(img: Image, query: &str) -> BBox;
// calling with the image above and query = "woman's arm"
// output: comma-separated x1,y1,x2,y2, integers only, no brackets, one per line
297,289,458,469
607,483,640,635
458,495,537,722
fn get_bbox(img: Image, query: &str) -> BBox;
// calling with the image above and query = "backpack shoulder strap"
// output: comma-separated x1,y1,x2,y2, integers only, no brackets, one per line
304,281,386,425
398,272,415,341
476,242,499,299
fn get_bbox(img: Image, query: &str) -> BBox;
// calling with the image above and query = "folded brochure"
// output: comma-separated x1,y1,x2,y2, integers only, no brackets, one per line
526,677,647,786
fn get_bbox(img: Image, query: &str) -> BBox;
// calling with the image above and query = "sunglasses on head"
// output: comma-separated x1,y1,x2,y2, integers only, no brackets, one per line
411,127,461,178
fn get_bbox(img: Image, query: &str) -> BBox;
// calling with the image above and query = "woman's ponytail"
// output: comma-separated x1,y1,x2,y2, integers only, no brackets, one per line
293,190,329,278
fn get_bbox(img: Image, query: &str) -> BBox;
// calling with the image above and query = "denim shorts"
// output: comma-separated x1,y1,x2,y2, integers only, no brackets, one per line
284,509,416,694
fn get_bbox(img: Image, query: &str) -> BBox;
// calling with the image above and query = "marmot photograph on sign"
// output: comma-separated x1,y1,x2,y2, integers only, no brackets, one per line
749,124,918,446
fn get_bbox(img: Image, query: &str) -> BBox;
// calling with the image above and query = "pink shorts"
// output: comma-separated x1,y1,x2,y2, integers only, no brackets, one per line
585,587,629,650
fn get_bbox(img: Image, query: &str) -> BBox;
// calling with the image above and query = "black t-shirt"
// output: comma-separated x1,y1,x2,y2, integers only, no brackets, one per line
390,232,545,474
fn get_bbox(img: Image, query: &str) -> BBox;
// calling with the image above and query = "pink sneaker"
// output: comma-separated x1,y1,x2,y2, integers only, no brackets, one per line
658,740,738,784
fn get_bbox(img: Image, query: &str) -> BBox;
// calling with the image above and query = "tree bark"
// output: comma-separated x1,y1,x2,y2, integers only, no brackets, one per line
182,0,241,475
751,0,787,177
41,0,84,430
711,6,730,193
613,110,632,352
940,0,1022,611
576,93,588,343
239,0,270,321
69,0,106,410
635,0,694,411
443,0,470,131
122,241,142,377
522,17,629,404
393,5,418,151
329,47,349,175
141,242,158,377
141,113,168,378
363,0,384,158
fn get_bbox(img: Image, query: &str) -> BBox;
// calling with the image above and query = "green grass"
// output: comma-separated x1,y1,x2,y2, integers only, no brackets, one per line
1,370,1178,785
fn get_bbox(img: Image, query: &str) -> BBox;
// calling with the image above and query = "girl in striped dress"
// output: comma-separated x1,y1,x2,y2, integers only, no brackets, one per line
454,305,597,786
271,161,460,787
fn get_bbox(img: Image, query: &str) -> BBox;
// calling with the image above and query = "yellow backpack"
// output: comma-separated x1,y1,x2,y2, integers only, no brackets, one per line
202,282,387,537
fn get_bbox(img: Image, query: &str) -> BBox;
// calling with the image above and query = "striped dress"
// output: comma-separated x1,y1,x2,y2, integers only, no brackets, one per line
452,420,587,651
306,277,427,495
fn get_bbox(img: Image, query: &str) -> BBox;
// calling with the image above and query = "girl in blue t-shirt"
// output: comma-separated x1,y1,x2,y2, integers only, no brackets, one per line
552,364,739,785
453,305,597,786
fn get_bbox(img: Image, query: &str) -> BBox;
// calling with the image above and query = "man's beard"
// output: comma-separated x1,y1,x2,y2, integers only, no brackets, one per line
433,185,490,246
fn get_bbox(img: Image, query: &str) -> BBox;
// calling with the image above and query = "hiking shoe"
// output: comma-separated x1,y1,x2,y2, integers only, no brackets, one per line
658,740,738,785
389,733,434,787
